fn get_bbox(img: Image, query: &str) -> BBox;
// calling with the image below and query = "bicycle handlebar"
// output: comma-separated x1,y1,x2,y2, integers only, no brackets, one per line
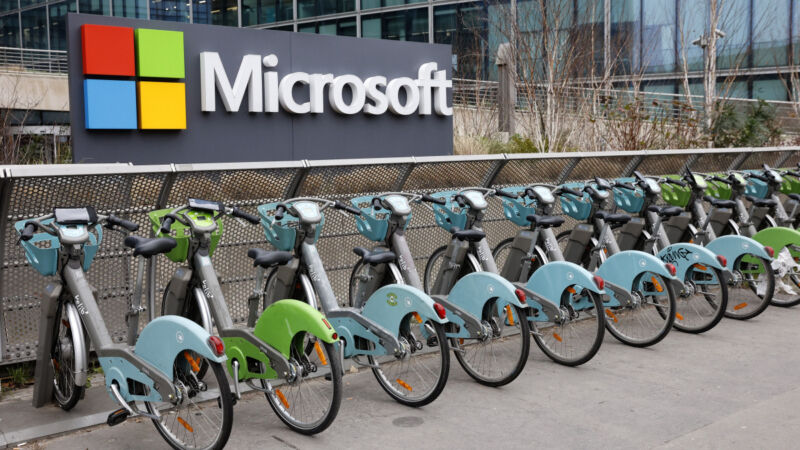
664,178,687,187
334,200,362,215
494,189,519,199
20,222,36,241
231,207,260,224
420,193,447,205
106,215,139,232
613,181,637,191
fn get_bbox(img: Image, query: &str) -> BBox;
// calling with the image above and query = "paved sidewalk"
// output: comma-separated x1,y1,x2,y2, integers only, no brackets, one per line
6,304,800,449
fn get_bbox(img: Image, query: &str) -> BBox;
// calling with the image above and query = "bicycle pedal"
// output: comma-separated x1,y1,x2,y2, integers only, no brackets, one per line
107,408,130,427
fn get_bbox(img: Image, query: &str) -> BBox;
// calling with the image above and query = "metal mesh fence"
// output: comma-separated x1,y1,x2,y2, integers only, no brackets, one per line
1,147,797,364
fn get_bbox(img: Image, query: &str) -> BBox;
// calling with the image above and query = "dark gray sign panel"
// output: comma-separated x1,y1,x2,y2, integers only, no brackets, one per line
67,14,453,164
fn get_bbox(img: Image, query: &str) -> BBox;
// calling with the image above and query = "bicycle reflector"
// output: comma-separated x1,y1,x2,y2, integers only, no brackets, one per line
592,275,605,290
716,255,727,267
764,246,775,258
665,263,677,276
433,303,447,320
514,288,526,304
208,336,225,357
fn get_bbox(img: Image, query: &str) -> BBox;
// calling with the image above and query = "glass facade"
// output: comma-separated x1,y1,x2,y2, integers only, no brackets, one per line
0,0,794,101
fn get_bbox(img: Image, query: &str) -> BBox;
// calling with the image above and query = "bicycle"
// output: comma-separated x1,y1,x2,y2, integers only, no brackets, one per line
151,198,342,435
17,206,233,450
345,191,529,387
258,197,450,407
615,171,772,322
423,188,607,367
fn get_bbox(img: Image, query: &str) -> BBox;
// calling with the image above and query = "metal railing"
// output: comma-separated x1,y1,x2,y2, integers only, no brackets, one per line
0,47,68,75
0,147,798,364
452,78,800,130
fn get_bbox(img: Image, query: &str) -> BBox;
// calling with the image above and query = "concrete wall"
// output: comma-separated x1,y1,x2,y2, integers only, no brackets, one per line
0,72,68,112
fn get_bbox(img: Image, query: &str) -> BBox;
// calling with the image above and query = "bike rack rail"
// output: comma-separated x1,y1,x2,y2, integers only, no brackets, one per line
1,148,798,401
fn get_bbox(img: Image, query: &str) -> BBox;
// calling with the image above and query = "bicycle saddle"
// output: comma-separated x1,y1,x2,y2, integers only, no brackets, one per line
647,205,683,218
247,248,293,268
450,228,486,242
744,195,777,208
703,195,736,209
525,214,565,228
123,236,177,258
789,194,800,202
353,247,396,264
594,211,631,224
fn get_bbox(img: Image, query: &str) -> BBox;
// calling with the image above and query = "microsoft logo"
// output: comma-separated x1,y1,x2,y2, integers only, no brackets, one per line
81,24,186,130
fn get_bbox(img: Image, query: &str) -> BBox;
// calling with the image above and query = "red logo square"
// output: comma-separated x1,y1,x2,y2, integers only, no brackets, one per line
81,24,135,77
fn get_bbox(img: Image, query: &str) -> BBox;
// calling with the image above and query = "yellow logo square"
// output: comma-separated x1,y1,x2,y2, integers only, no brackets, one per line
137,81,186,130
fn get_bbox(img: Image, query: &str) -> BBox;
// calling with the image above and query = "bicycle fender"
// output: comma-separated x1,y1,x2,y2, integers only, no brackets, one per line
362,284,448,334
326,316,385,358
448,272,530,322
525,261,605,300
752,227,800,255
705,235,772,270
135,316,226,378
657,243,724,279
597,250,678,306
254,299,339,358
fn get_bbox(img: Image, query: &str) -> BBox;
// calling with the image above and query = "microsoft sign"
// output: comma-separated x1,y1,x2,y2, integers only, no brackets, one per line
67,14,453,164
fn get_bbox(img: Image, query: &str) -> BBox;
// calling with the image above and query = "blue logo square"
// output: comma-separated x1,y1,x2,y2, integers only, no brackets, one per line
84,79,137,129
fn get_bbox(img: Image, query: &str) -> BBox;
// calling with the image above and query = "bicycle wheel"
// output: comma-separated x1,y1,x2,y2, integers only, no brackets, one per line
349,260,398,308
162,283,209,380
531,287,604,366
452,303,530,387
605,271,676,347
145,356,233,450
769,247,800,307
725,254,773,319
423,245,448,294
369,317,450,407
263,332,342,435
52,302,84,411
492,238,515,276
673,266,728,333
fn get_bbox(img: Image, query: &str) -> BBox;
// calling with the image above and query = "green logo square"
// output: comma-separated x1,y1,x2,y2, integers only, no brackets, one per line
135,28,184,79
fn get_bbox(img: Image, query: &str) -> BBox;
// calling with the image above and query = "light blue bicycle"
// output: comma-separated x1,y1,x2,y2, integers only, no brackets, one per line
17,207,233,450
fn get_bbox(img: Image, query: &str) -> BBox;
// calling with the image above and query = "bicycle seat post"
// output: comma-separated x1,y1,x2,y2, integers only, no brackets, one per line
247,266,266,328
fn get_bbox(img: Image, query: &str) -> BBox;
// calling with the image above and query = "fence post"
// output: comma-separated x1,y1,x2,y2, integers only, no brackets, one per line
147,168,177,322
482,155,509,188
0,170,9,364
284,160,310,198
497,43,515,136
557,157,581,183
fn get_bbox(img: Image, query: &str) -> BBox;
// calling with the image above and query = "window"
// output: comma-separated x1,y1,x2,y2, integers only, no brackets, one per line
752,0,790,67
435,2,488,79
678,0,707,72
21,6,46,49
753,78,788,101
241,0,292,26
79,0,109,14
113,0,146,18
0,13,19,47
642,0,676,73
0,1,18,14
297,0,354,19
716,0,749,70
718,80,749,99
610,0,641,74
193,0,238,26
361,0,425,10
149,0,189,22
361,7,428,42
573,0,604,75
299,17,356,36
49,0,76,50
